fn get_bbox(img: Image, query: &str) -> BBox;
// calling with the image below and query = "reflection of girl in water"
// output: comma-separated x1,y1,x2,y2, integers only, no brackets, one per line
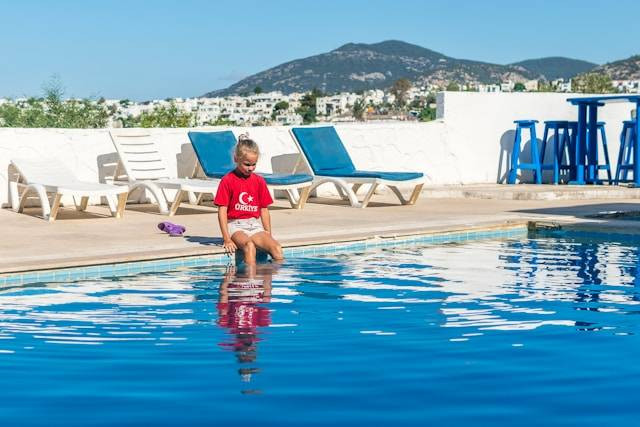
217,264,273,390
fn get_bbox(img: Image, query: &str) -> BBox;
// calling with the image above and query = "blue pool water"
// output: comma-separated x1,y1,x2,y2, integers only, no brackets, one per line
1,232,640,426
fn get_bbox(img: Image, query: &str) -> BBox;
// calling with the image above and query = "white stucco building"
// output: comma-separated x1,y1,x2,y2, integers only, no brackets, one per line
612,80,640,93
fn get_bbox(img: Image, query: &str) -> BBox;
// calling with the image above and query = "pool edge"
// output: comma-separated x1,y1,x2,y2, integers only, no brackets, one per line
0,222,529,287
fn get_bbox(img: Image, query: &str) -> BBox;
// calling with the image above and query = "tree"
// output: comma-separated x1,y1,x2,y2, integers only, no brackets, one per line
537,80,554,92
390,78,412,109
445,82,460,91
124,103,195,128
418,106,436,122
253,86,263,94
20,98,48,127
271,100,290,120
0,103,23,126
408,99,422,110
273,101,289,112
425,93,436,105
572,72,614,94
203,117,236,126
513,82,526,92
352,99,366,121
0,76,110,128
295,88,323,124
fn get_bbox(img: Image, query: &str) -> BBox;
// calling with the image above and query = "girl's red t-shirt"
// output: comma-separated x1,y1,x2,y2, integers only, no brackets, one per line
214,170,273,219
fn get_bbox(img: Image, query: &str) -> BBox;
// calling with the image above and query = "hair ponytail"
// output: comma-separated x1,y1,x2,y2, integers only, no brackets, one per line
235,133,260,159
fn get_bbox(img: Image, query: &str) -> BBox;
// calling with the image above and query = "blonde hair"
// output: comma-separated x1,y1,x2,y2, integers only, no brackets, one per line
235,133,260,159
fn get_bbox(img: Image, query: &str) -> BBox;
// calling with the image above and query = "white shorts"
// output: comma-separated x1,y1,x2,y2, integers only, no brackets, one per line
228,217,265,237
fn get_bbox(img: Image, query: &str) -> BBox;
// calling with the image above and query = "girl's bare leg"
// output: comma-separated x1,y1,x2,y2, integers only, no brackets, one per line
250,232,284,261
231,232,257,264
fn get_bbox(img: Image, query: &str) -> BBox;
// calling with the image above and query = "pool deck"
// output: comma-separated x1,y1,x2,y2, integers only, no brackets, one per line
2,184,640,275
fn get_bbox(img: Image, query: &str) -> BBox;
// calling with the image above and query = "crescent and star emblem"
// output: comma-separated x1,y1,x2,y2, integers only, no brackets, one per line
238,192,253,205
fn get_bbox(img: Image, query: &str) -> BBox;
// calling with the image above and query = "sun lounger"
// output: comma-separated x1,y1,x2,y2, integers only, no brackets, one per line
289,126,424,208
109,132,219,216
8,158,128,222
187,130,313,209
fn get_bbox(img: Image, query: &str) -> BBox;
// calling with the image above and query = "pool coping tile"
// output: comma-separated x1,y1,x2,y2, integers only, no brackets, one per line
0,225,528,287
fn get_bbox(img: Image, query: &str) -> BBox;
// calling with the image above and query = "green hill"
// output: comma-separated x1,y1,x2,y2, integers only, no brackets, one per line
594,55,640,79
205,40,599,96
509,57,597,80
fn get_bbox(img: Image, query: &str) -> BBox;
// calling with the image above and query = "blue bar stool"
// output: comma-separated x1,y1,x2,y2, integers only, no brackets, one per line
540,121,571,184
508,120,542,184
585,121,612,184
615,120,637,184
559,121,578,181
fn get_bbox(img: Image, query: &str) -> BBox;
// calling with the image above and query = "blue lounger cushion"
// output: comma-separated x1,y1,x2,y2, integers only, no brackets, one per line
188,131,237,178
291,126,423,180
291,126,356,174
260,173,313,185
317,169,423,181
188,131,313,185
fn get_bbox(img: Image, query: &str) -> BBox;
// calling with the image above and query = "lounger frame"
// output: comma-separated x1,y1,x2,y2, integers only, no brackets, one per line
109,132,219,216
191,161,311,210
288,128,424,208
8,160,128,222
188,130,313,209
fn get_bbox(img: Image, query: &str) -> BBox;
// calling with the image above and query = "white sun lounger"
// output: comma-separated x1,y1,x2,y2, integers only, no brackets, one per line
8,158,129,222
109,132,219,216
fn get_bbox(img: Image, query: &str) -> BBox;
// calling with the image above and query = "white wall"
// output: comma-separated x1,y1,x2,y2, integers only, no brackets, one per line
440,92,634,184
0,92,635,207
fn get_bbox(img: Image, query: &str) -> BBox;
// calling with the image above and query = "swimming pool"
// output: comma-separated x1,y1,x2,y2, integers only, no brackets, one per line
1,231,639,426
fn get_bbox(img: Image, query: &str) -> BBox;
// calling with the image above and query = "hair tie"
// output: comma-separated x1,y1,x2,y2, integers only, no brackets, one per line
238,133,250,141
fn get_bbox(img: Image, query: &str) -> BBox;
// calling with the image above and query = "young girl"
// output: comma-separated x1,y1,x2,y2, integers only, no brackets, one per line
214,134,284,265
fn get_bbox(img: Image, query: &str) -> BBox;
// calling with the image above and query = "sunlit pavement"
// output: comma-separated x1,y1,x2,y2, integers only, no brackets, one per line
2,184,640,274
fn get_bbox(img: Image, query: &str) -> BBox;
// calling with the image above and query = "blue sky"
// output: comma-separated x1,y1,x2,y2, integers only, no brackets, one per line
2,0,639,100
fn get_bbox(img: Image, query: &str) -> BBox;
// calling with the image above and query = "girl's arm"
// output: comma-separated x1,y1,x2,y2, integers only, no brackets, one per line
260,207,272,234
218,206,237,253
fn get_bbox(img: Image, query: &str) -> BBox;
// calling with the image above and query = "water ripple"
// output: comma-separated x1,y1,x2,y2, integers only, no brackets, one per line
1,235,640,425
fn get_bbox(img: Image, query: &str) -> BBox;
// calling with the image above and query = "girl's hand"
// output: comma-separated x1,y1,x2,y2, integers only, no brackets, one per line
222,239,237,254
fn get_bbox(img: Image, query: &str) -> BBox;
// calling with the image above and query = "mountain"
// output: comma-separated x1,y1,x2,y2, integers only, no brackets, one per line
204,40,598,96
509,57,597,80
593,55,640,79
